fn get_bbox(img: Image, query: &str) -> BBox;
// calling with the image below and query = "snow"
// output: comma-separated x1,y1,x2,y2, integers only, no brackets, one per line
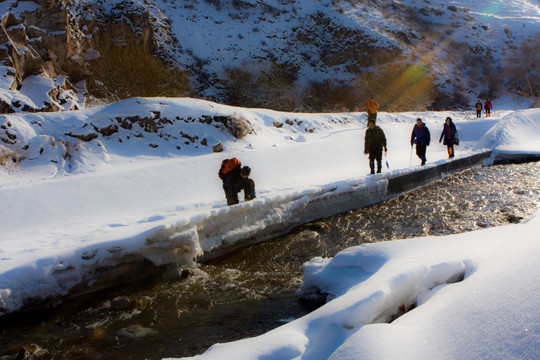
1,0,539,356
1,95,540,358
177,212,540,360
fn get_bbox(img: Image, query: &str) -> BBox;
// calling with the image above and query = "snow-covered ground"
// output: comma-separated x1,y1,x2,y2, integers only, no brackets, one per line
175,210,540,360
1,96,540,358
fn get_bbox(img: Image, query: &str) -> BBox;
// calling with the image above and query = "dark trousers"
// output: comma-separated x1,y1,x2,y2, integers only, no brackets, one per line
369,151,382,173
416,145,427,165
225,178,256,206
367,112,377,123
476,110,482,118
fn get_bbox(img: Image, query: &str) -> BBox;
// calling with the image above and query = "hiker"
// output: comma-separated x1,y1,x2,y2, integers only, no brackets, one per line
365,97,379,124
439,116,458,159
475,100,483,118
484,98,493,117
410,118,431,166
218,158,256,206
364,118,387,174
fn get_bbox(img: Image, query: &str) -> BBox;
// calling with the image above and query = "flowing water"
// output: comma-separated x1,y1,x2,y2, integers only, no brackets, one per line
1,162,539,359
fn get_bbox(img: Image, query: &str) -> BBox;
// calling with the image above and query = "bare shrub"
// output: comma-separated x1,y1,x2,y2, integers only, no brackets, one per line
0,145,20,170
448,41,501,99
301,80,358,112
222,62,298,111
353,62,440,112
88,32,191,100
504,35,540,106
258,63,298,109
223,65,263,108
205,0,222,10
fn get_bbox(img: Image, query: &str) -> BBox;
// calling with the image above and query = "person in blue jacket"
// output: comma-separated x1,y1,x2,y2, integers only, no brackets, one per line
410,118,431,166
439,116,458,159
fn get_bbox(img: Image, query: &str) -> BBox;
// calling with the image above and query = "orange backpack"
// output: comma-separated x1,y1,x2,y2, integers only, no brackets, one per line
218,158,241,179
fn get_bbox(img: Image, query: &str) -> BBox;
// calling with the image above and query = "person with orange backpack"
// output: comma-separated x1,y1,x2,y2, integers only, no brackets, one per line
218,158,256,206
365,96,380,124
475,100,483,118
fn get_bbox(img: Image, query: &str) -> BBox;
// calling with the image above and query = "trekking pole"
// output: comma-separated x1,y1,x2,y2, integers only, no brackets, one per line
409,145,413,167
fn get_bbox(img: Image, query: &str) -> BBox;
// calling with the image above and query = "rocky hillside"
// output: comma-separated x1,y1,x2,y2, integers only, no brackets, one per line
1,0,539,113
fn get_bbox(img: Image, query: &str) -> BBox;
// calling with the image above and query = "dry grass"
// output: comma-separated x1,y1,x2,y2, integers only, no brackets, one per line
354,62,440,112
88,34,191,100
301,80,358,112
504,35,540,106
222,62,298,110
0,145,20,170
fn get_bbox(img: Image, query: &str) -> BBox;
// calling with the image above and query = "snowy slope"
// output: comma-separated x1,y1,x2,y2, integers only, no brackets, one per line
2,0,540,110
141,0,540,76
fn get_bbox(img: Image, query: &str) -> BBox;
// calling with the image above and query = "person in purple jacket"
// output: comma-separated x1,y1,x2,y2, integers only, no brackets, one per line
410,118,431,166
439,116,458,159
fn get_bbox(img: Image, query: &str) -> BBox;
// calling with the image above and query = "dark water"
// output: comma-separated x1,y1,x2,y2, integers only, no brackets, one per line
1,163,539,360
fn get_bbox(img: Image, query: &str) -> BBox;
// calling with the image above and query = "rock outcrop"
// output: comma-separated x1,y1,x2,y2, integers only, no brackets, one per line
0,0,176,113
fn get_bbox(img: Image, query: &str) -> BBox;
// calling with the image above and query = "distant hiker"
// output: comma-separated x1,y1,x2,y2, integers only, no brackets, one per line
475,100,483,118
365,97,380,124
439,117,458,159
484,98,493,117
218,158,256,206
364,119,387,174
410,118,431,166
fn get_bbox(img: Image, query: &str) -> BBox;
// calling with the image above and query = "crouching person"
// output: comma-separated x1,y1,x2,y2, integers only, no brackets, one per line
218,158,256,206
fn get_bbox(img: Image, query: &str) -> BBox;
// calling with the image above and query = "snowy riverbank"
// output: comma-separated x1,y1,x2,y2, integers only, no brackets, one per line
174,208,540,360
1,98,540,358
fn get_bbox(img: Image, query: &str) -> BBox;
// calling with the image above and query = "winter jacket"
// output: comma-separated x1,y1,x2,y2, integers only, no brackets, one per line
222,165,244,196
475,102,483,111
411,123,431,146
364,126,387,156
484,100,492,110
439,122,457,146
366,100,379,114
222,165,256,205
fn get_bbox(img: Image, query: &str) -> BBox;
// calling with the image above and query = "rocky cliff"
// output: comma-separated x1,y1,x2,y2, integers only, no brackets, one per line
1,0,181,113
1,0,539,113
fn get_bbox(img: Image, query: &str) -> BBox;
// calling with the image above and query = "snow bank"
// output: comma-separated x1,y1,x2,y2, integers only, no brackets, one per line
171,210,540,360
476,108,540,163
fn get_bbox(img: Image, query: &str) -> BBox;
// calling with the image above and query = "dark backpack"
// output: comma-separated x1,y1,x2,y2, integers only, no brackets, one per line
218,158,241,180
